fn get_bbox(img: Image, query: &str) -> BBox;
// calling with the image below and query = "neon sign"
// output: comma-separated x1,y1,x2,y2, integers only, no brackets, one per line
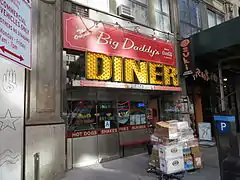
85,52,179,87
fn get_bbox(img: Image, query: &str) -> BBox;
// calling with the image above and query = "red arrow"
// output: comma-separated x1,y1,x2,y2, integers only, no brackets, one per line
0,46,24,61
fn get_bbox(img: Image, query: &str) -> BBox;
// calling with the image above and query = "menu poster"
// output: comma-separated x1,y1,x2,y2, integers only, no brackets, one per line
135,114,141,125
130,115,136,125
140,114,146,124
118,101,130,124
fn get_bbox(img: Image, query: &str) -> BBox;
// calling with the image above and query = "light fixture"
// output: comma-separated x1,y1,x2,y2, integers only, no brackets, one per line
152,30,157,40
223,78,228,81
134,26,140,33
114,22,121,28
224,85,227,88
95,21,102,29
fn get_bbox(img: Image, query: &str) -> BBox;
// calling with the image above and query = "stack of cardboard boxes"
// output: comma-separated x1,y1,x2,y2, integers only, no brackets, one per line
150,120,203,174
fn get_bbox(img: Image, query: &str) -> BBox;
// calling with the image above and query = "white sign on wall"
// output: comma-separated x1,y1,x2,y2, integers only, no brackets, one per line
198,122,212,141
0,0,32,69
0,58,25,180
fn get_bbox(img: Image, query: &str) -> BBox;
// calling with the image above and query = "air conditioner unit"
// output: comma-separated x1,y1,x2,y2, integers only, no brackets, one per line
117,4,134,20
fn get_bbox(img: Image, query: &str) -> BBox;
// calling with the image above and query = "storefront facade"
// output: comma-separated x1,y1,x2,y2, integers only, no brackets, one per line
180,17,240,137
62,3,185,167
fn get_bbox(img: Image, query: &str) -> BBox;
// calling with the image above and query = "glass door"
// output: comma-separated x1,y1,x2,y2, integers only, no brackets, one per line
96,98,120,162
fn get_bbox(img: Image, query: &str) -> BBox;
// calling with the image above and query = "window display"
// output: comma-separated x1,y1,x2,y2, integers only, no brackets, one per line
117,101,148,127
97,101,117,129
67,100,96,131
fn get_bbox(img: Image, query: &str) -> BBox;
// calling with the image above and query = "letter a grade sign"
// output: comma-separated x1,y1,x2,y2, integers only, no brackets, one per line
0,0,32,70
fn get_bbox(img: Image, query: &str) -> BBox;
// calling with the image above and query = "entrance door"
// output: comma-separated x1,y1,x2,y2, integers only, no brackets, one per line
96,90,120,162
66,88,120,168
66,89,99,168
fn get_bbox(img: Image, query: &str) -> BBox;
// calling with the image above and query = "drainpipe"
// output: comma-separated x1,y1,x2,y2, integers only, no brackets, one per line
218,62,225,111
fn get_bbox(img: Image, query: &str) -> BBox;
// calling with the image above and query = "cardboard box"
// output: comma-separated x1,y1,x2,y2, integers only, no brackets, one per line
191,146,201,156
160,137,178,146
160,156,185,174
193,156,203,169
158,144,183,159
155,121,178,139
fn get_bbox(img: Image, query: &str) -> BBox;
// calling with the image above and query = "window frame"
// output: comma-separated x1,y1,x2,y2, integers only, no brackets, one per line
155,0,171,32
129,0,149,26
179,0,202,38
207,8,224,28
129,0,171,32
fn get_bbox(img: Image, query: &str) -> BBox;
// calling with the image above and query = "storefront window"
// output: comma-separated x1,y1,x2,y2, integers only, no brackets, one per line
117,101,147,127
67,100,97,131
179,0,201,38
98,101,117,129
207,9,224,28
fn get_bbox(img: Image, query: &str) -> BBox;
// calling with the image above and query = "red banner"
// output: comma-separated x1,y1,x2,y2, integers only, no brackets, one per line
63,13,176,66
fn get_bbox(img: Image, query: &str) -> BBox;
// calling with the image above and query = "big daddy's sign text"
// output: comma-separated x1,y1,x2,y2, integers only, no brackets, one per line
64,13,176,66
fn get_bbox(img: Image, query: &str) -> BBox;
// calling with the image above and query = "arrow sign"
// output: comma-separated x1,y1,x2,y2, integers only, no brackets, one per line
0,46,24,61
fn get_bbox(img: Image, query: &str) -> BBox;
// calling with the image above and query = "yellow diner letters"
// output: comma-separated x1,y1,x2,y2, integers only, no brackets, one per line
85,52,179,87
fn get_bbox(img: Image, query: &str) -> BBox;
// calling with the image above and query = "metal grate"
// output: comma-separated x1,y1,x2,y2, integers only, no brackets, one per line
72,3,89,17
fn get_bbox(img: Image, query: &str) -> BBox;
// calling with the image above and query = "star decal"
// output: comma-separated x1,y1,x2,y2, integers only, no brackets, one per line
0,109,21,131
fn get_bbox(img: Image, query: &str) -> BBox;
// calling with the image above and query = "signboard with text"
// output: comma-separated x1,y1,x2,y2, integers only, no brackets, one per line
0,0,32,69
180,38,195,76
63,13,176,66
214,115,235,134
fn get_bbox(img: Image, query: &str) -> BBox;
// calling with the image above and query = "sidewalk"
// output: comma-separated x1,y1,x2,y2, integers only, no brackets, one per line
61,147,220,180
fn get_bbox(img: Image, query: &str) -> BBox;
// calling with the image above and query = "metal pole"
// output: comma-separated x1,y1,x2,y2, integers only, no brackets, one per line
218,62,225,111
34,153,40,180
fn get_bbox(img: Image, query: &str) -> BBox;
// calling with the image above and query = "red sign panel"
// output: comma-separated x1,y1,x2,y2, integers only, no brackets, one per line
66,125,150,138
63,13,176,66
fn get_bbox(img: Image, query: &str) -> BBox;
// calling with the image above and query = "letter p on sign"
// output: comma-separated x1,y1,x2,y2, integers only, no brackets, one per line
221,122,226,131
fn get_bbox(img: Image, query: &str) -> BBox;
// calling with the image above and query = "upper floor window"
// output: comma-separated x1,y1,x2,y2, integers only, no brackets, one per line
179,0,201,38
130,0,149,26
155,0,171,32
207,9,224,28
129,0,171,32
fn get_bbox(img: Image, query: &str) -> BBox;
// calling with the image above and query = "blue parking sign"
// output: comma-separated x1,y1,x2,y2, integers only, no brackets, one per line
216,121,230,133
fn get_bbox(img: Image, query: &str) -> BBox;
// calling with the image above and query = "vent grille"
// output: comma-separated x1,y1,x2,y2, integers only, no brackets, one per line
117,4,134,19
72,3,89,17
120,5,131,15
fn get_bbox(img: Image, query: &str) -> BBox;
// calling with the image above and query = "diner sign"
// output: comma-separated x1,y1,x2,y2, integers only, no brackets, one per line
63,13,176,66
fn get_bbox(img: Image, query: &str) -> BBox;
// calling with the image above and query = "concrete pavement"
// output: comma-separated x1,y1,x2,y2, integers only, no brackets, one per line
61,147,220,180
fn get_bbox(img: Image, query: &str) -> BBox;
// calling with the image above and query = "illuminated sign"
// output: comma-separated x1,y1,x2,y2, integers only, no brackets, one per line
63,13,176,66
85,52,179,87
180,39,195,76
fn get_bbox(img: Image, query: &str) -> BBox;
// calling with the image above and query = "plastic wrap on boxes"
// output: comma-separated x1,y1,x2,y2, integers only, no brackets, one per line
160,137,178,146
150,134,160,143
188,138,199,147
176,121,189,130
177,128,194,142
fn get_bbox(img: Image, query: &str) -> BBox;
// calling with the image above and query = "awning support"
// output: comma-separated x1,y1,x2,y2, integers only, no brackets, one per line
218,62,225,112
